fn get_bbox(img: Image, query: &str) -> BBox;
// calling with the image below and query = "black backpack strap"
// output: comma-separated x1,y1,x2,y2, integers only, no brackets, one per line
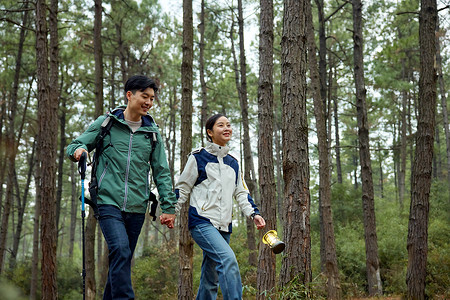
85,115,115,219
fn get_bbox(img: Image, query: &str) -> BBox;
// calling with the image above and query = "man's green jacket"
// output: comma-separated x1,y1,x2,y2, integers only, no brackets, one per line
67,106,177,214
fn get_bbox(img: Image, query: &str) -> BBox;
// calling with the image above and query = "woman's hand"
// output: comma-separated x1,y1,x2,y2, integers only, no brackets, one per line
254,215,266,230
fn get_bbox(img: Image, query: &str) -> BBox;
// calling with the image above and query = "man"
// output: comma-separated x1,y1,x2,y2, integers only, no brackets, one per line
67,75,176,299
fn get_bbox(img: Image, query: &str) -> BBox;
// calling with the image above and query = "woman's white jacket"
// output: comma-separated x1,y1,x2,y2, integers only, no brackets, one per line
175,142,259,232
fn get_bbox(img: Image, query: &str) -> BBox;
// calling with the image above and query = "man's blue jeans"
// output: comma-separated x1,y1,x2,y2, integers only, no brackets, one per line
190,222,242,300
98,205,145,300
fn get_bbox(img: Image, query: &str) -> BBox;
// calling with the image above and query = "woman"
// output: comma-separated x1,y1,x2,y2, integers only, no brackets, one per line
175,114,266,300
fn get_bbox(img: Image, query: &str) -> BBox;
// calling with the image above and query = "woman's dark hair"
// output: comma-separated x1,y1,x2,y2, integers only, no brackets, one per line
205,113,225,142
124,75,158,102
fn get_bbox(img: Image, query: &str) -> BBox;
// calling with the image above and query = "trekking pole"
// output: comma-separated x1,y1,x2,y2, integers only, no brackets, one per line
78,151,87,300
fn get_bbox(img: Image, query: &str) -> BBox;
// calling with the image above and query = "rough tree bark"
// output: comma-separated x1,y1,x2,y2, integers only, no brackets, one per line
256,0,276,298
178,0,194,298
279,0,312,290
352,0,382,295
36,0,59,297
406,0,437,299
306,0,340,298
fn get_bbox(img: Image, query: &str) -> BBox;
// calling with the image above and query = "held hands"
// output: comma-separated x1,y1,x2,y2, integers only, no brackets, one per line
160,213,176,229
253,215,266,230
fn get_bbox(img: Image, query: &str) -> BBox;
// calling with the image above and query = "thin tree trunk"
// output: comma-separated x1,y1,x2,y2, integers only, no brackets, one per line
406,0,437,298
9,140,35,271
333,97,343,184
69,161,77,260
199,0,208,146
230,1,258,266
279,0,312,289
256,0,276,298
274,103,284,221
377,143,384,199
85,213,97,300
314,0,327,103
178,0,194,298
306,1,340,298
0,96,6,217
352,0,382,295
110,55,116,109
436,18,450,193
56,96,66,231
30,163,41,300
399,84,408,212
94,0,104,117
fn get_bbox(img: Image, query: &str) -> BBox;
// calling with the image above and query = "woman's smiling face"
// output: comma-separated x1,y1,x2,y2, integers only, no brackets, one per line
207,116,232,146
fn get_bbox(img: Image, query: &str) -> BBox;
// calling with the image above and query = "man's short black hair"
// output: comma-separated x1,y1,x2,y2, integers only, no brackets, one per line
124,75,158,99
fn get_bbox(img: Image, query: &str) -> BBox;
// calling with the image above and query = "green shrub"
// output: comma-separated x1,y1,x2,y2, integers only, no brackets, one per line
133,243,179,299
0,279,27,300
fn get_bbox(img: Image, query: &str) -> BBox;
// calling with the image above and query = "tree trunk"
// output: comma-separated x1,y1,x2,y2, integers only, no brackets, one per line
256,0,276,298
406,0,437,299
333,95,343,184
9,140,35,271
314,0,327,104
399,82,407,212
94,0,104,117
30,165,42,300
274,104,284,220
0,97,6,217
230,0,258,267
199,0,208,146
86,213,97,300
178,0,194,298
69,161,77,260
36,0,59,297
56,96,66,231
306,1,340,298
436,18,450,194
352,0,382,295
279,0,312,289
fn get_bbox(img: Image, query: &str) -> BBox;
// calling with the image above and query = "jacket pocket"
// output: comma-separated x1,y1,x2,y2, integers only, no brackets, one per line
200,189,212,211
98,161,109,188
146,163,150,197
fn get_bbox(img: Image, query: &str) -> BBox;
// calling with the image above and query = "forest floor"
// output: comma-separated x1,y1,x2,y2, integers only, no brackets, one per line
350,297,401,300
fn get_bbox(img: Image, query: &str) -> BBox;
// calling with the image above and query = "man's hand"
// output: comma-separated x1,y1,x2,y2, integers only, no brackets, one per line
160,213,176,229
74,148,88,161
254,215,266,230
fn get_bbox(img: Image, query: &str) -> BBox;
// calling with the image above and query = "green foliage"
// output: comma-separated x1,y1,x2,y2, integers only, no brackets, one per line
426,180,450,298
5,261,32,297
331,183,363,226
57,259,83,300
132,243,178,299
0,279,27,300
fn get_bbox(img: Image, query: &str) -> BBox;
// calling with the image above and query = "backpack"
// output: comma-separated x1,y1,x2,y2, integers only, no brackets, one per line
83,113,159,220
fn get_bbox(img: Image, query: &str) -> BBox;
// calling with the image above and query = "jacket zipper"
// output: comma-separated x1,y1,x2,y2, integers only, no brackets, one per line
146,163,150,197
122,132,134,211
218,156,223,229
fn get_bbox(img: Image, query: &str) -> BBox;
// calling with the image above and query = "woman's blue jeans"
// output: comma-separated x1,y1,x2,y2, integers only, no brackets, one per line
98,205,145,300
190,222,242,300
